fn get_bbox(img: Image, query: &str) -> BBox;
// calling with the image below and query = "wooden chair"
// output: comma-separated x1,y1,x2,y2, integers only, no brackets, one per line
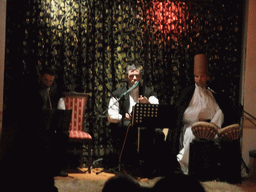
63,92,92,173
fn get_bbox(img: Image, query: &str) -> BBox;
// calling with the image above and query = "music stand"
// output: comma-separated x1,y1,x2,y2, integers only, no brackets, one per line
50,109,72,132
132,103,159,153
132,103,159,127
42,109,72,132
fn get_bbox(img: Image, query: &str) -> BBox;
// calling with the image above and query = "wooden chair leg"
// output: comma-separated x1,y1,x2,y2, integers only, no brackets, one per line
87,140,92,173
80,140,84,169
77,139,92,173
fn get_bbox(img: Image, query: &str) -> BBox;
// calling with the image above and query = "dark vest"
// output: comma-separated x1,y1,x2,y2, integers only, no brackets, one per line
111,82,157,117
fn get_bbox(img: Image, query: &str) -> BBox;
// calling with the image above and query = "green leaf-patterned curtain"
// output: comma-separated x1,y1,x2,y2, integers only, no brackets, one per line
4,0,244,165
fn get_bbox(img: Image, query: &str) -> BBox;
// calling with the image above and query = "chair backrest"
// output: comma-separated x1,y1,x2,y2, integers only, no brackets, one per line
63,92,89,132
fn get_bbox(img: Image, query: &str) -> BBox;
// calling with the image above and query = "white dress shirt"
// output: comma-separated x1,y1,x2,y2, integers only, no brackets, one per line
108,86,159,126
57,97,66,110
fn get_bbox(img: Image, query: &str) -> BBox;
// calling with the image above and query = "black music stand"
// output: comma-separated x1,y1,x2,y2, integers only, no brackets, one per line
50,109,72,132
131,103,173,128
132,103,159,127
42,109,72,132
132,103,159,153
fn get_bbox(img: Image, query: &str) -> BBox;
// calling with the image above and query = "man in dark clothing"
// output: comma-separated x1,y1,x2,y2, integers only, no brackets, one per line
107,65,165,176
37,68,65,110
36,68,69,177
0,67,64,191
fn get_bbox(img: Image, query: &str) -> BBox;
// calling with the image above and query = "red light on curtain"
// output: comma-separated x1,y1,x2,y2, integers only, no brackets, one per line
146,1,187,39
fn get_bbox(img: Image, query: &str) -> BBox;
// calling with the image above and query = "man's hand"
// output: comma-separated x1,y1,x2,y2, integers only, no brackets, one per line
138,95,150,104
124,113,132,121
210,122,220,129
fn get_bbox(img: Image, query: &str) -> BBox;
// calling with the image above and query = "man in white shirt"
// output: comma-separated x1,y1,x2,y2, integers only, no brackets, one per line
108,65,159,125
108,65,164,175
167,54,239,175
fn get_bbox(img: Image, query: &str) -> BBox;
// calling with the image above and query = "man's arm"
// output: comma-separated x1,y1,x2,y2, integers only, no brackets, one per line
210,108,224,128
138,95,159,104
140,85,159,104
107,97,122,123
57,98,66,110
149,96,159,104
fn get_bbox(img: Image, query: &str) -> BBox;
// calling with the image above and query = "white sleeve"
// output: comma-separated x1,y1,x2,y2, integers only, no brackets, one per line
107,97,122,123
57,97,66,110
149,96,159,104
210,108,224,128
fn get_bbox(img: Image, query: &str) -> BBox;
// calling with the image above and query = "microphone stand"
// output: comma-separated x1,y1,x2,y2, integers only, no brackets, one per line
95,81,139,174
102,81,139,115
114,81,140,172
238,106,256,174
243,111,256,127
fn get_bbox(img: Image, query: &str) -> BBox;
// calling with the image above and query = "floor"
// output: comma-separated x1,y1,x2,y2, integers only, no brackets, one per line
54,168,256,192
54,168,115,181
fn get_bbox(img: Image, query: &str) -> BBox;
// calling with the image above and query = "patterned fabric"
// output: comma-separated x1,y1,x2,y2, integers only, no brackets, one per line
4,0,244,158
64,96,92,140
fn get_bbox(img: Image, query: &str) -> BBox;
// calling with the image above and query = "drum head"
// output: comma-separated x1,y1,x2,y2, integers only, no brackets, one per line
192,121,219,140
218,124,241,141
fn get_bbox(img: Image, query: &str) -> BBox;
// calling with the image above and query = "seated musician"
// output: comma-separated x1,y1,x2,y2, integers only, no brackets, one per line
107,65,165,174
38,67,65,111
0,67,69,191
168,53,240,175
35,67,70,177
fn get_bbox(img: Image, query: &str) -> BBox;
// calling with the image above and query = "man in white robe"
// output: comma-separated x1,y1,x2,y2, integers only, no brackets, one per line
177,54,224,174
164,54,241,176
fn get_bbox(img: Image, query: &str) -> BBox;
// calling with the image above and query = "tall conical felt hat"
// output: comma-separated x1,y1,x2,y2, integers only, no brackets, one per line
194,54,208,75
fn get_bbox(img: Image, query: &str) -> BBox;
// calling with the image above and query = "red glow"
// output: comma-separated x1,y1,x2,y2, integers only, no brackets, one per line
146,0,187,38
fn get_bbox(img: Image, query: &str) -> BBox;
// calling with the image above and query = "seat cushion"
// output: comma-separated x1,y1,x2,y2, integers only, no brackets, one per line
69,130,92,140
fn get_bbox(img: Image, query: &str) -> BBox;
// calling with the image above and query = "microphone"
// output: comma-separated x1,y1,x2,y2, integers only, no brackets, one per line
207,87,217,94
102,81,139,115
120,81,139,98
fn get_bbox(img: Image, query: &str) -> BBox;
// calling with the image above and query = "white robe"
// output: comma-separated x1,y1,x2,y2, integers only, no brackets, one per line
177,84,224,174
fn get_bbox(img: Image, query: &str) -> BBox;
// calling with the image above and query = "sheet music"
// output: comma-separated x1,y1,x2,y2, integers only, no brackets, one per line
131,103,159,127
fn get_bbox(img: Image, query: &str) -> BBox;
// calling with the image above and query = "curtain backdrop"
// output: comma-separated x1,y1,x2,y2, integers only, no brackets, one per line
4,0,244,166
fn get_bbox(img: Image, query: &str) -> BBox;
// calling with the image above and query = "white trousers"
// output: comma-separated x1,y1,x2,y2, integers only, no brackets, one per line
177,127,195,174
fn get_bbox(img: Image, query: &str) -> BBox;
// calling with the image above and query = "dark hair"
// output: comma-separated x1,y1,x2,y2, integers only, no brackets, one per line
102,174,145,192
152,174,205,192
40,67,56,76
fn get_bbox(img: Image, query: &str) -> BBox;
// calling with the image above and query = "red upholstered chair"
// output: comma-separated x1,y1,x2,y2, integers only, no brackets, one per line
63,92,92,173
